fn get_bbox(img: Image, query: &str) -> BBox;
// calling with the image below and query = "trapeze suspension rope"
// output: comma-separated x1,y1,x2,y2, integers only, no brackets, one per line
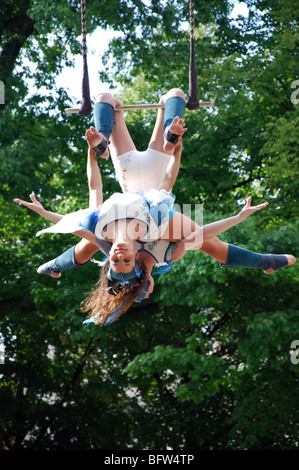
66,0,214,115
186,0,200,110
78,0,92,116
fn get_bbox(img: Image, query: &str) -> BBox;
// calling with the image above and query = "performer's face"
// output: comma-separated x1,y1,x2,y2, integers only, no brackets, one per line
109,242,137,273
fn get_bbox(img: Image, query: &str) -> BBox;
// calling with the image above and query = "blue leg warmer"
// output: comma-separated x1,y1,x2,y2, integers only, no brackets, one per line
221,244,288,272
93,101,115,141
39,246,90,275
163,96,186,130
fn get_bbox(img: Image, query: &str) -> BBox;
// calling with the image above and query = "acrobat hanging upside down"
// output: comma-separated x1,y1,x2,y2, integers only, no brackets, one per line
15,88,296,326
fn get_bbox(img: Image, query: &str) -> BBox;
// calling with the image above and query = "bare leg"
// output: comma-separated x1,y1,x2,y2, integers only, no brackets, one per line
199,237,229,264
95,92,136,159
163,212,200,242
74,239,99,264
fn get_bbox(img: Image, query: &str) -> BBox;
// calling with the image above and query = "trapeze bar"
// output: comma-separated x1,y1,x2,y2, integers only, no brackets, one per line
65,101,214,114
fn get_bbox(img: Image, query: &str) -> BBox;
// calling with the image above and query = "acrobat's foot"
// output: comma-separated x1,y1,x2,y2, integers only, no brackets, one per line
97,143,110,160
86,127,109,159
163,131,178,152
163,117,187,153
37,261,62,279
263,254,296,275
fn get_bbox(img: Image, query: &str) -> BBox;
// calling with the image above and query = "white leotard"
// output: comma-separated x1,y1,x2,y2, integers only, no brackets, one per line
112,148,171,193
135,239,175,265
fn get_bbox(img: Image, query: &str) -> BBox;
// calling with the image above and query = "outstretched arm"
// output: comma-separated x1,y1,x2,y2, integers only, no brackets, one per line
14,194,63,224
173,197,269,256
202,197,268,241
14,194,97,244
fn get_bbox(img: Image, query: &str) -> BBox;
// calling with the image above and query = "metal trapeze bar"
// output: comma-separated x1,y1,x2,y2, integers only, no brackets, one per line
65,101,214,113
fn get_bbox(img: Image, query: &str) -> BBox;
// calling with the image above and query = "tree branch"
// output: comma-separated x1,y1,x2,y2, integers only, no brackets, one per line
0,13,35,82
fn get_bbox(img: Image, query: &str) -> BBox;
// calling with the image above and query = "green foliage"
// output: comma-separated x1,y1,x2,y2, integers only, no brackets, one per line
0,0,298,451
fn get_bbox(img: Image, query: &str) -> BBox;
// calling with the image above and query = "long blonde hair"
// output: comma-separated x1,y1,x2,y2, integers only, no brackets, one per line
81,260,147,326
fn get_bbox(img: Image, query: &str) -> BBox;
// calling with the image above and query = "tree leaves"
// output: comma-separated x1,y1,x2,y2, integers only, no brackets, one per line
0,0,298,451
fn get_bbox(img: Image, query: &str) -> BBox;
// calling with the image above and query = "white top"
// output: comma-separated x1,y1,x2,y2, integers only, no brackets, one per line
95,190,174,242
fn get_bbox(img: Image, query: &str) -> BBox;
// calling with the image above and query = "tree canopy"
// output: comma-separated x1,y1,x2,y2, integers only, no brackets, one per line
0,0,298,450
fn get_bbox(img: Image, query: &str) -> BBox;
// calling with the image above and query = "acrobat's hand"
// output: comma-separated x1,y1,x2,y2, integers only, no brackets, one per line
14,194,45,216
145,274,154,299
238,197,269,221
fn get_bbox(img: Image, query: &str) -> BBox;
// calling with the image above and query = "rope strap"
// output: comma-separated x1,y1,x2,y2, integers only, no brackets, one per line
186,0,200,110
79,0,92,116
68,0,213,115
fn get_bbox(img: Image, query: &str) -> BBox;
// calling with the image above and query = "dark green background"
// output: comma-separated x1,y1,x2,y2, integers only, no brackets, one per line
0,0,298,450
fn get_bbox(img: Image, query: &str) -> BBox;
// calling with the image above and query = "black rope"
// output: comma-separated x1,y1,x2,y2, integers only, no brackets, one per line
79,0,92,116
77,0,201,115
186,0,200,110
